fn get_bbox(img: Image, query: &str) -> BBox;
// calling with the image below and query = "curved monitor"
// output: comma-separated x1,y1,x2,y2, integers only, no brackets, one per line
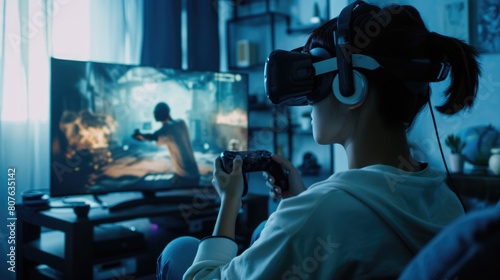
50,58,248,197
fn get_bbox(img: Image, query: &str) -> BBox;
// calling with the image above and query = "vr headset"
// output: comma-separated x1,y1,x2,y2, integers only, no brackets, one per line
264,1,451,107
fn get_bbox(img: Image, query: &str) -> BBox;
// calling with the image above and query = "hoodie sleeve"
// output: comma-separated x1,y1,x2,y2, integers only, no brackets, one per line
183,236,238,280
183,217,300,279
182,189,347,280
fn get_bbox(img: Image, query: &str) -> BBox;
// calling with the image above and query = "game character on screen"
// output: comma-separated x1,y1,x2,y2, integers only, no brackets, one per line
132,102,200,187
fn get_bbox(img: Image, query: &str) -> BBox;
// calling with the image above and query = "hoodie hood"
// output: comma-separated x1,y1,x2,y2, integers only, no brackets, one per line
308,164,464,254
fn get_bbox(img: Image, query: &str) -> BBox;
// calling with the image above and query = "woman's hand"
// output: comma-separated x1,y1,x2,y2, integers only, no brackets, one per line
211,155,244,239
132,132,146,141
212,155,244,202
264,154,306,199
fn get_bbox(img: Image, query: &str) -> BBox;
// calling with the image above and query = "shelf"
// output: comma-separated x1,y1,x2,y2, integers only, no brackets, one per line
25,231,65,272
228,63,265,71
249,101,273,112
18,194,268,280
29,265,63,280
449,173,500,203
249,126,274,131
24,228,146,270
228,11,289,23
230,0,274,18
287,22,323,34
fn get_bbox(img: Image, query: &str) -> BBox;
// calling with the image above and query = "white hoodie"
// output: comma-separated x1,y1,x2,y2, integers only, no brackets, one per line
184,164,464,280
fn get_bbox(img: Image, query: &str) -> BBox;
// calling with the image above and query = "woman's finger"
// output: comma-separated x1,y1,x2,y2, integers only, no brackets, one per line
269,189,281,200
271,154,294,171
265,180,275,191
231,155,243,174
268,175,274,184
274,186,282,196
269,190,277,199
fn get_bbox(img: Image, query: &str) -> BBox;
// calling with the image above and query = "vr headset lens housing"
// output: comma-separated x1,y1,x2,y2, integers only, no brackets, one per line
264,49,315,106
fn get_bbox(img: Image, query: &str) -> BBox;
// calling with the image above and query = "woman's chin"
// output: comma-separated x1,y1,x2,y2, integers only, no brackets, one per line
313,132,339,145
313,134,330,145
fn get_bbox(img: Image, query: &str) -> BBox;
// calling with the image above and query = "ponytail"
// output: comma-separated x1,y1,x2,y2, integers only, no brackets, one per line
428,32,481,115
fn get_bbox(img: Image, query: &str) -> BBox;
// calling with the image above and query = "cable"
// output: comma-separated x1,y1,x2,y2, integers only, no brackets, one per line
427,99,467,212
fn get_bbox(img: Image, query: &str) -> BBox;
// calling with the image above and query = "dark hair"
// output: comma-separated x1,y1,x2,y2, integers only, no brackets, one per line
154,102,171,122
304,3,481,129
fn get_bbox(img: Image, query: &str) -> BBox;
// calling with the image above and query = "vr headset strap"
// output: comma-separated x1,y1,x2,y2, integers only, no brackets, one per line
313,55,381,76
313,54,450,82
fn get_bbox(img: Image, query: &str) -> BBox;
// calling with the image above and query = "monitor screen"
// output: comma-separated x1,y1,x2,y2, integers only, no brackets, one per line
50,58,248,197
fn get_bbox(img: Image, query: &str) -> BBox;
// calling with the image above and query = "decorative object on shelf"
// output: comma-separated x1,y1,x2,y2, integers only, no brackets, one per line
236,39,257,68
226,10,289,69
442,0,469,43
299,152,321,176
489,147,500,175
300,111,312,131
445,134,466,173
457,125,500,170
310,2,322,24
470,0,500,53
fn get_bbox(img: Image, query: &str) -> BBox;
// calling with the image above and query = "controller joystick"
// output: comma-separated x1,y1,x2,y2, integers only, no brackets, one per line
220,150,289,197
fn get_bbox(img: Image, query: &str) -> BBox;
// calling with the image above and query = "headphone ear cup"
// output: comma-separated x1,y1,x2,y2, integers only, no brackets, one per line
333,70,368,106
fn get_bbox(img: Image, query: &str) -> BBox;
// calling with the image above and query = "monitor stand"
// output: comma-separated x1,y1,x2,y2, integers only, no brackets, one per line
107,188,219,212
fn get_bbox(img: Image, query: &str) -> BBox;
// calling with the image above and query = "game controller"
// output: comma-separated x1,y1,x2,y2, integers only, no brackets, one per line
220,150,289,197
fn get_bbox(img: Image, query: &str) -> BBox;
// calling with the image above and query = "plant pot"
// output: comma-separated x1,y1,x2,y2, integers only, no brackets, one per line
449,153,464,173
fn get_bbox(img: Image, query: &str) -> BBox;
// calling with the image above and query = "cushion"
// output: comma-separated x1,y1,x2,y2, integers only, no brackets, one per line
399,204,500,280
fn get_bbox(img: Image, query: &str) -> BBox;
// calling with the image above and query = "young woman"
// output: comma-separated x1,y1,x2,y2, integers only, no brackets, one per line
157,2,480,279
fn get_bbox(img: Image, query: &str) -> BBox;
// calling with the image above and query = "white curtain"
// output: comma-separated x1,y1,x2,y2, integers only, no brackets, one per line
90,0,143,64
0,0,144,201
0,0,50,272
0,0,51,197
52,0,143,64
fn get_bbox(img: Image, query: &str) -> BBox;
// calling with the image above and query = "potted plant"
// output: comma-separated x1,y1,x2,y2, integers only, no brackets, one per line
445,134,466,173
300,111,312,131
